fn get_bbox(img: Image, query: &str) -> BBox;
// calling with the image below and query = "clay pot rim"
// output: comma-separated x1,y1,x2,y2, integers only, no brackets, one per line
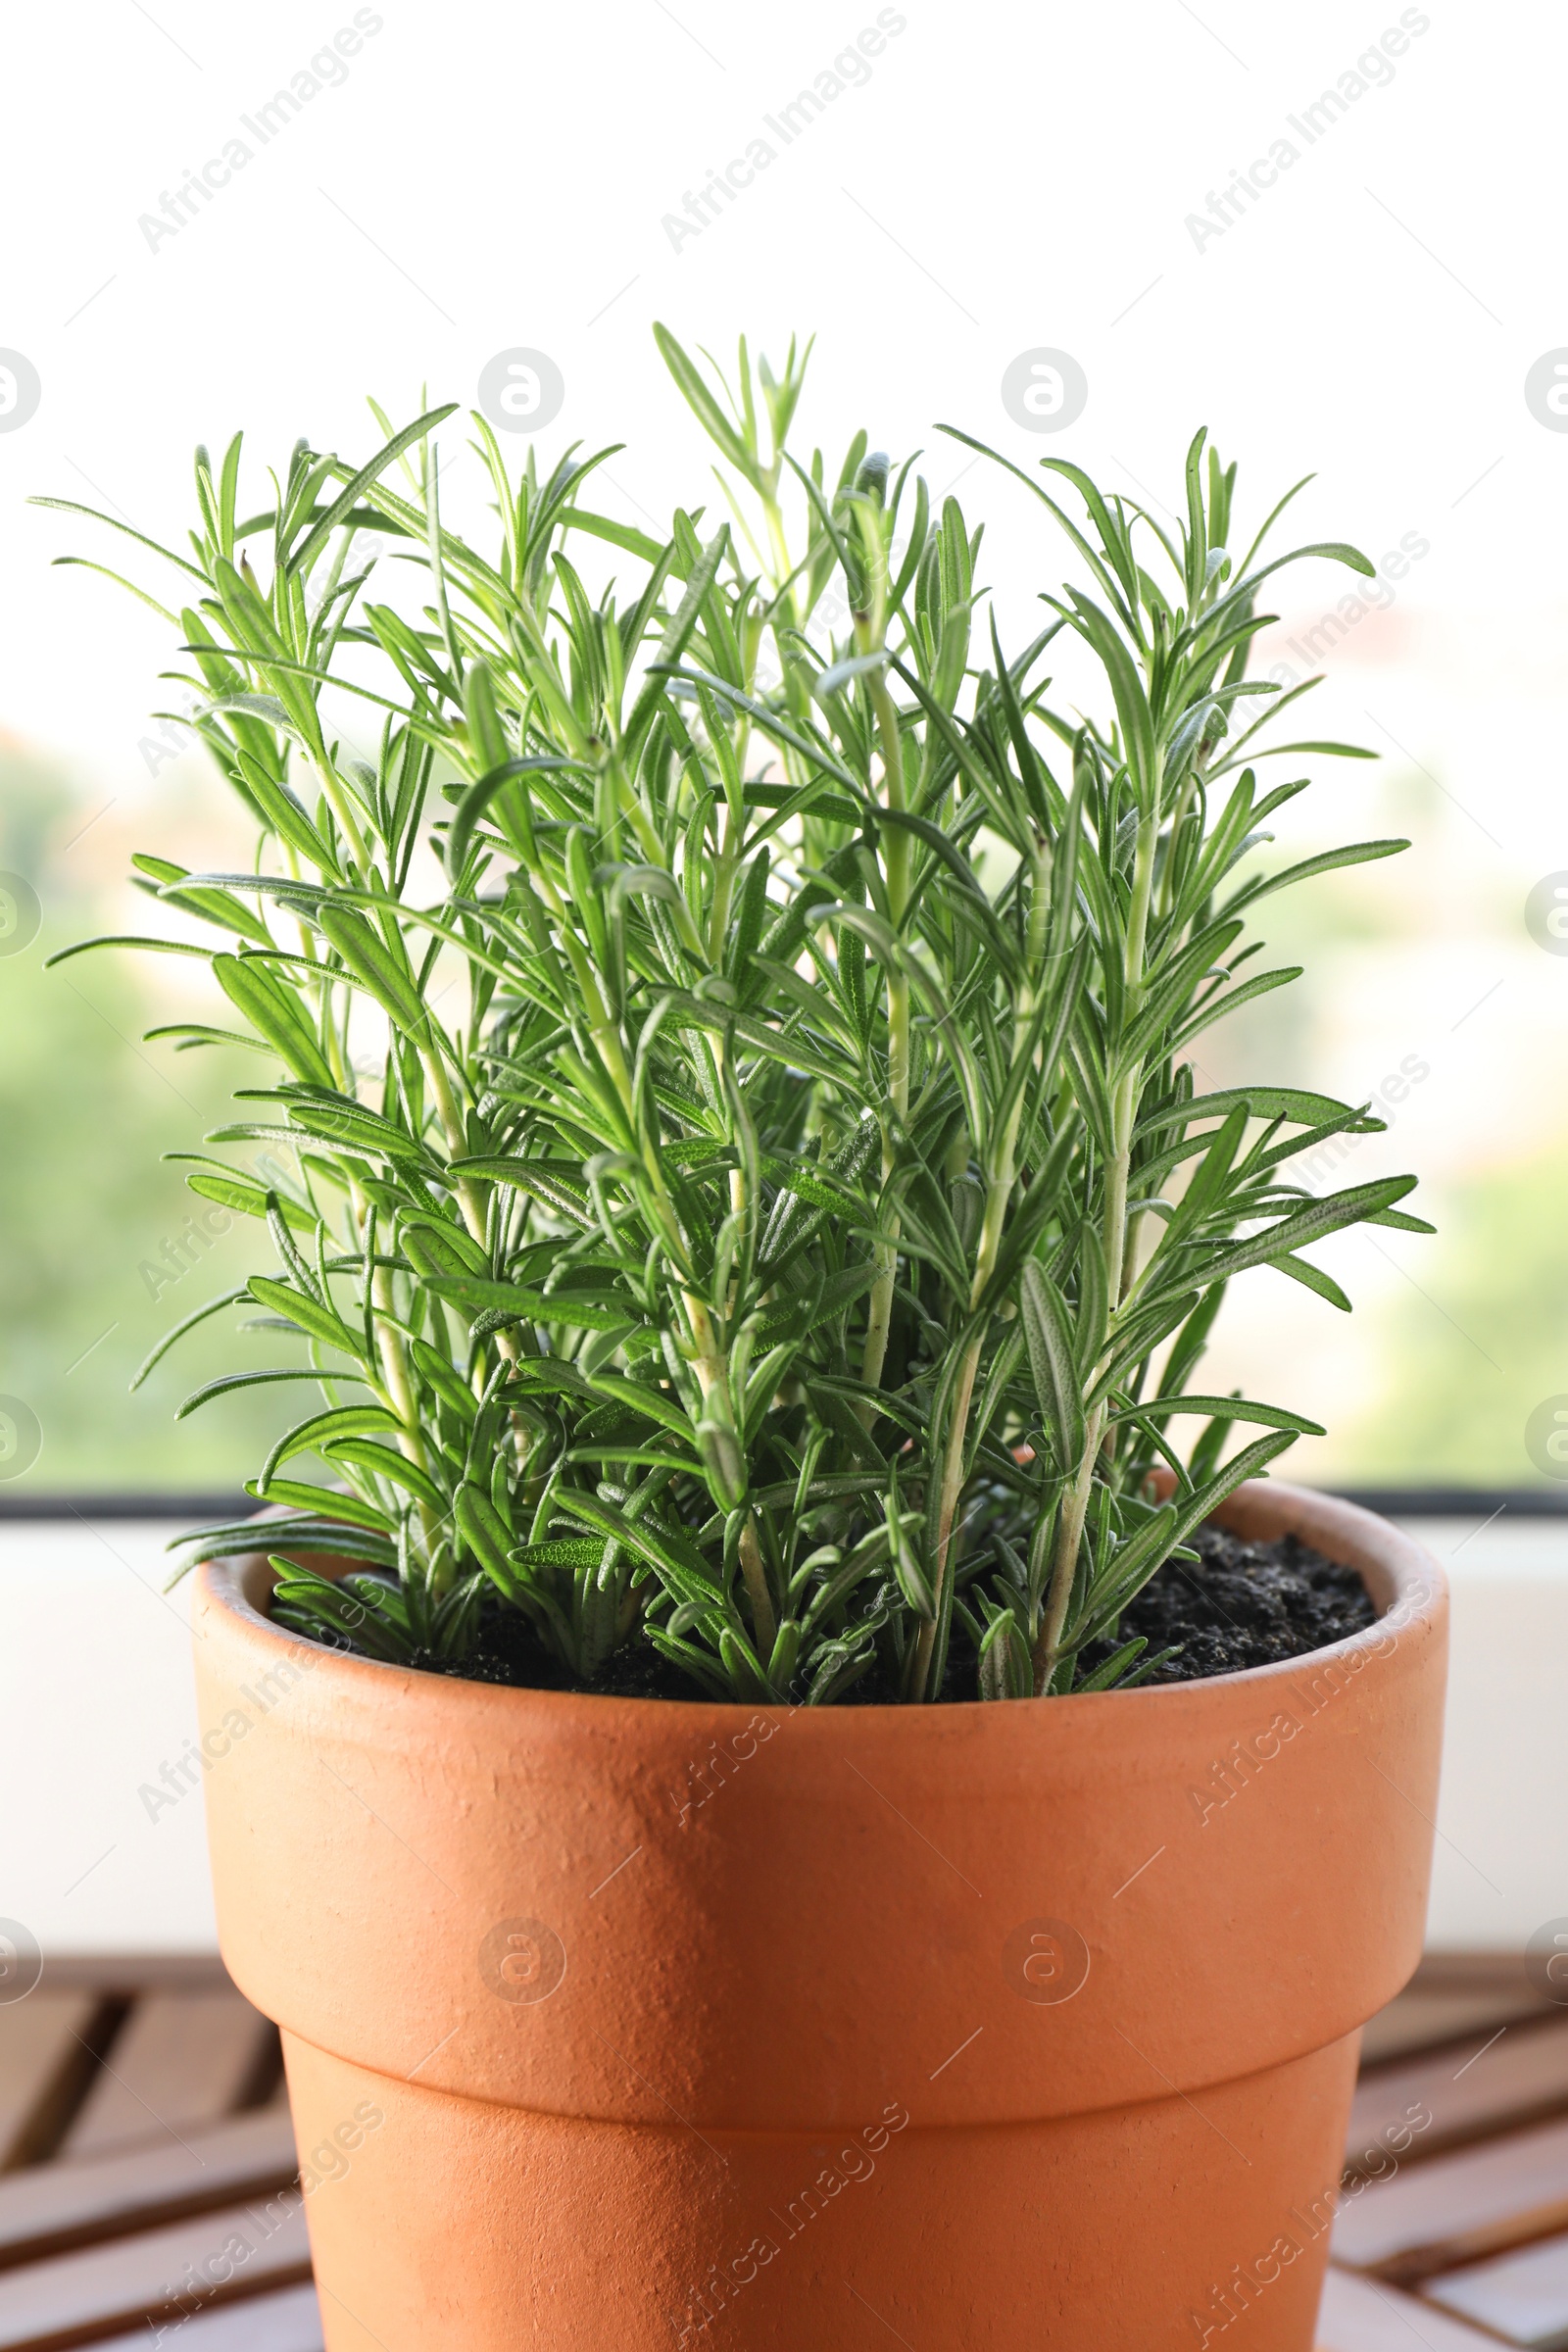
195,1478,1444,1731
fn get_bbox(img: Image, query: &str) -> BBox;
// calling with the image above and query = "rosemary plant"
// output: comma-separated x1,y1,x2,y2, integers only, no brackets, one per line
40,332,1426,1702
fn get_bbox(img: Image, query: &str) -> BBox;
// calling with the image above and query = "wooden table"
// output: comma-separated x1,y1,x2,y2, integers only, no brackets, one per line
1,1954,1564,2346
1316,1955,1568,2349
0,1958,313,2349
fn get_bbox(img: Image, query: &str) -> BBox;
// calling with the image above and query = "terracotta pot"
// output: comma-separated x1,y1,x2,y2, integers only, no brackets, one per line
191,1481,1446,2349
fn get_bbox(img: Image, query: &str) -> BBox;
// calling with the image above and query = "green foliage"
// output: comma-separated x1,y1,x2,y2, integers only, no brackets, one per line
0,751,299,1487
1335,1146,1568,1487
37,334,1425,1699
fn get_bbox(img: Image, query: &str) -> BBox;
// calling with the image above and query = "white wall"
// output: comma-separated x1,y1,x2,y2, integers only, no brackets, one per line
2,1521,218,1953
3,1509,1563,1958
1397,1513,1568,1953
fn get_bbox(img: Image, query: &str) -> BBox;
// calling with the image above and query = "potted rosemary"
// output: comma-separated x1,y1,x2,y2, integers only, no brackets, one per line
41,333,1446,2351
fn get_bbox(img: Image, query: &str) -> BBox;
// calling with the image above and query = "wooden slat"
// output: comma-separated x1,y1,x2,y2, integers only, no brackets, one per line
1349,2015,1568,2171
0,1996,104,2170
92,2281,323,2350
10,1949,1562,2351
0,2192,312,2350
1412,1955,1550,1994
1422,2231,1568,2347
63,1991,275,2158
0,2106,299,2268
1316,2265,1502,2347
37,1957,231,1994
1361,1988,1552,2067
1334,2115,1568,2281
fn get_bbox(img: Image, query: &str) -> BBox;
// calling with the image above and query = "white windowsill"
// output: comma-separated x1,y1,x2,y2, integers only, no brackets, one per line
2,1509,1563,1956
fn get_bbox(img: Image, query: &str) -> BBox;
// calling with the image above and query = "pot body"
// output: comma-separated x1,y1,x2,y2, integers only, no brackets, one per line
192,1482,1446,2349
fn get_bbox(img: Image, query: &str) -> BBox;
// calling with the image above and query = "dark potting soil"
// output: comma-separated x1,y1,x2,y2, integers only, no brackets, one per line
397,1522,1375,1699
1074,1524,1376,1688
430,1612,701,1701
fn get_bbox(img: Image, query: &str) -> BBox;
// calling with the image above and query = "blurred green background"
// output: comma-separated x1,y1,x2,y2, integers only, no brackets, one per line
2,721,1564,1496
0,741,294,1491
